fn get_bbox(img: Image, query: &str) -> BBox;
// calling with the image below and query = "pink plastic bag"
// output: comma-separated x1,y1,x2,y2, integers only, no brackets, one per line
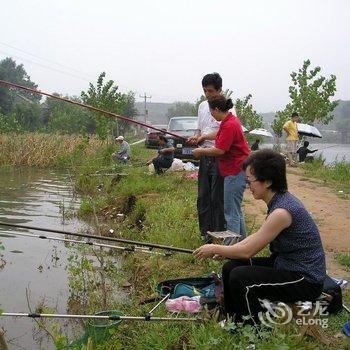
165,296,201,313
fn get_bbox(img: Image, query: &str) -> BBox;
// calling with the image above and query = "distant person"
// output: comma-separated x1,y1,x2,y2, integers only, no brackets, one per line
187,72,227,240
192,95,250,240
113,136,131,163
297,141,318,162
283,112,299,166
251,139,260,151
147,135,175,174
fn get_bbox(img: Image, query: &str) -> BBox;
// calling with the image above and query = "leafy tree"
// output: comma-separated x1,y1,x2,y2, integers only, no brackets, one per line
166,101,196,120
118,91,137,135
234,94,263,131
0,57,40,115
288,59,337,125
0,113,22,133
81,72,127,139
272,60,338,138
13,101,41,131
45,95,94,134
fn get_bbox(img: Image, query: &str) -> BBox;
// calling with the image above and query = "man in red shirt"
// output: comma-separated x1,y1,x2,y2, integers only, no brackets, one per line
193,95,249,240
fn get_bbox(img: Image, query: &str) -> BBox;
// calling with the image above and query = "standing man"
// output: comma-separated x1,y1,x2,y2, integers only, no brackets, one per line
192,95,249,241
188,73,226,240
283,112,299,166
113,136,131,163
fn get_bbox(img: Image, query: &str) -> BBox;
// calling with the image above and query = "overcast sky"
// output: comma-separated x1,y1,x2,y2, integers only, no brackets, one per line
1,0,349,112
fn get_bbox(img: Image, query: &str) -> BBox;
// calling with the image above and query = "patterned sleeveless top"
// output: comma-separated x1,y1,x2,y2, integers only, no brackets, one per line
267,192,326,284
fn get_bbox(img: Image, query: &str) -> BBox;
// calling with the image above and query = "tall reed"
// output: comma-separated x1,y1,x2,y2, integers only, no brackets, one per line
0,133,108,167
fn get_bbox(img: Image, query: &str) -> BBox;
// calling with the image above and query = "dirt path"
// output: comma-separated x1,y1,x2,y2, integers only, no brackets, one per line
243,170,350,283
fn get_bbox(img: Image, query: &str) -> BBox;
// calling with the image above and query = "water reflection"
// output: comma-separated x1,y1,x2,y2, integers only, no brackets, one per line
0,167,125,349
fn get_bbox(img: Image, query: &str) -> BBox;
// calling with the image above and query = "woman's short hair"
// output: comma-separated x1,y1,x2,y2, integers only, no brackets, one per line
242,149,288,193
208,95,233,112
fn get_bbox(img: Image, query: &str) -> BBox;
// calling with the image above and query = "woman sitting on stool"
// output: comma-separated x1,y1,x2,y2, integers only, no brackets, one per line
193,149,326,324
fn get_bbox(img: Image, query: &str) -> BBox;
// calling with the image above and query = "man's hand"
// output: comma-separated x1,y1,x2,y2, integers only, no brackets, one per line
193,244,216,259
192,148,203,159
187,135,199,145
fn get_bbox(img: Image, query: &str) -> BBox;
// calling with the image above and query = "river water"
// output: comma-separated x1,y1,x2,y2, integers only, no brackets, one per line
262,143,350,164
0,168,124,350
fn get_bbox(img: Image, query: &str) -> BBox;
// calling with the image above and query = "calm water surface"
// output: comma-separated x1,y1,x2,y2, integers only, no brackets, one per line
0,168,124,349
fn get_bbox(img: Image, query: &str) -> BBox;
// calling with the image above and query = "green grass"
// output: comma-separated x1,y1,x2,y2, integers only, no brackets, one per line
300,156,350,196
336,253,350,273
60,143,350,350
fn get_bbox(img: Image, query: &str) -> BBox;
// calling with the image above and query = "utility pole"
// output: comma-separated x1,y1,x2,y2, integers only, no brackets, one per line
139,93,152,123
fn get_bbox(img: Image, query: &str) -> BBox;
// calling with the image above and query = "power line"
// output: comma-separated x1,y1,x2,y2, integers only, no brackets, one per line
0,49,90,82
0,46,135,95
0,41,94,79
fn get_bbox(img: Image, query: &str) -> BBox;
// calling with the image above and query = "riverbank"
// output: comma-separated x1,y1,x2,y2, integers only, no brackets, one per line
69,143,350,349
1,139,349,349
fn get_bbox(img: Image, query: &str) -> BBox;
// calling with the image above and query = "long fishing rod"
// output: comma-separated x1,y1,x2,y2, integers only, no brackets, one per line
3,231,169,256
316,144,341,151
0,222,194,254
0,80,187,141
0,312,201,322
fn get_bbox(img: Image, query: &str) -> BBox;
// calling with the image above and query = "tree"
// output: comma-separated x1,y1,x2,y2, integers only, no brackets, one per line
0,113,22,133
45,95,94,134
166,101,196,120
118,91,137,135
0,57,40,115
288,60,337,125
81,72,127,139
272,60,338,138
234,94,263,131
14,101,41,131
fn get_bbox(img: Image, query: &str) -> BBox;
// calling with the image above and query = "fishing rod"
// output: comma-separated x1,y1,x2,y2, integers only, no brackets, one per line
316,144,341,151
2,231,169,256
0,312,201,322
0,80,187,141
0,222,194,254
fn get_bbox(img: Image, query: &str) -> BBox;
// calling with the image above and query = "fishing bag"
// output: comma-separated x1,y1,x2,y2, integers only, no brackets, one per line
156,273,222,307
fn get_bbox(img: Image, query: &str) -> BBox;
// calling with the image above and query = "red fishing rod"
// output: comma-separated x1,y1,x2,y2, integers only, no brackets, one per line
0,80,187,141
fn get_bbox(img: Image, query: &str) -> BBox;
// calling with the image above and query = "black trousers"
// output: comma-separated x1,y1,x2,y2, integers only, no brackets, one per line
197,155,225,236
222,256,323,323
153,157,172,174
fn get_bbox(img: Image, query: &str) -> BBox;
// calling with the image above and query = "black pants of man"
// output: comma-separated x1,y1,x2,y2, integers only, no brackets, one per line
153,157,172,174
222,255,323,323
197,155,225,238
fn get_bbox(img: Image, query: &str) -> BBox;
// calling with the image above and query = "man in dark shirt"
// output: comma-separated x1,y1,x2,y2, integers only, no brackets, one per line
297,141,318,162
251,139,260,151
147,135,175,174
